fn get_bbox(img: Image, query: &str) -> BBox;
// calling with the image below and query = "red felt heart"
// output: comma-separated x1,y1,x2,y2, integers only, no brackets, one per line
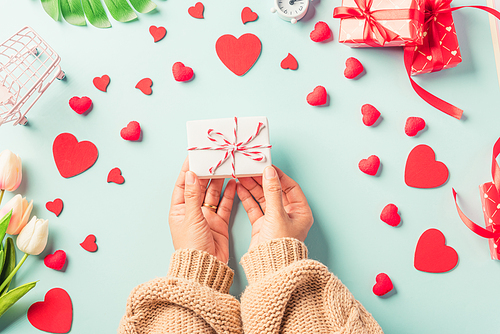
93,75,110,92
306,86,327,106
372,273,394,296
280,53,298,70
215,34,262,76
46,198,63,217
107,167,125,184
149,25,166,42
414,228,458,273
241,7,258,24
28,288,73,333
80,234,98,252
135,78,153,95
44,250,67,271
172,62,194,82
344,57,364,79
359,155,380,176
361,104,380,126
405,116,426,137
188,2,204,19
405,144,448,188
68,96,92,115
380,204,401,227
120,121,141,141
310,21,331,42
53,133,98,178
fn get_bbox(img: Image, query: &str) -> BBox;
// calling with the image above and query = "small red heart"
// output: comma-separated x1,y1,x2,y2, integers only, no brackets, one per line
280,53,298,70
216,34,262,76
107,167,125,184
80,234,98,252
359,155,380,176
405,144,448,188
310,21,331,42
135,78,153,95
372,273,394,296
93,75,110,92
27,288,73,333
241,7,258,24
44,250,67,271
53,133,99,178
46,198,63,217
361,104,380,126
188,2,204,19
149,25,166,42
120,121,141,141
344,57,364,79
306,86,327,106
414,228,458,273
405,117,426,137
380,204,401,227
68,96,92,115
172,62,194,82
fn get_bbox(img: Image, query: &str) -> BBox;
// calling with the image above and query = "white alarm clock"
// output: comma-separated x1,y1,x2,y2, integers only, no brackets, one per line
271,0,310,24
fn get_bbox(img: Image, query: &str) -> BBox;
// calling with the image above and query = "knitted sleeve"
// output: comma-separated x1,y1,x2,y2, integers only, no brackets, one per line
239,238,384,334
118,249,242,334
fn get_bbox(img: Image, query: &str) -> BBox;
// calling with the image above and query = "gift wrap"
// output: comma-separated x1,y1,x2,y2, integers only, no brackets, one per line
479,182,500,260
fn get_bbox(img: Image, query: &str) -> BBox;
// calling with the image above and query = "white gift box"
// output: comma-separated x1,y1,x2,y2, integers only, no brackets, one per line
187,117,272,179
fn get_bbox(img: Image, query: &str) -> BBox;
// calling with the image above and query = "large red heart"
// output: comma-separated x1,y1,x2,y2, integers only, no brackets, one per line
93,75,110,92
172,62,194,82
215,34,262,76
281,53,298,70
149,25,166,42
80,234,98,252
27,288,73,333
107,167,125,184
53,133,98,178
188,2,204,19
68,96,92,115
241,7,258,24
306,85,327,106
372,273,394,296
46,198,63,217
120,121,141,141
44,250,67,271
414,228,458,273
405,144,448,188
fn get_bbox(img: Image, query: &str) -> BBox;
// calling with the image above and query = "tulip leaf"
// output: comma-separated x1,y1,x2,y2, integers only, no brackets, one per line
61,0,87,26
0,238,15,296
0,211,12,248
128,0,156,13
102,0,137,22
41,0,61,21
0,281,36,318
0,250,4,278
81,0,112,28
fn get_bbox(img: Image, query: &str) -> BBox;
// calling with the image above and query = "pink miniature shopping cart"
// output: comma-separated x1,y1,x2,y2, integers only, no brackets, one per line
0,26,65,126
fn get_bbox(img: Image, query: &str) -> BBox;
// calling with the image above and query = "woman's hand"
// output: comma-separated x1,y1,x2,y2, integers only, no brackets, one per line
237,166,313,250
169,158,236,263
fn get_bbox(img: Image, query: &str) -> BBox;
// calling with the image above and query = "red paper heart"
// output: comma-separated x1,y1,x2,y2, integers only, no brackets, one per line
405,117,426,137
46,198,63,217
405,144,448,188
344,57,364,79
380,204,401,227
28,288,72,333
149,25,166,42
372,273,394,296
361,104,380,126
53,133,98,178
107,167,125,184
280,53,298,70
135,78,153,95
188,2,204,19
215,34,262,76
121,121,141,141
310,21,331,42
44,250,67,271
414,228,458,273
172,62,194,82
306,86,327,106
359,155,380,176
93,75,110,92
80,234,98,252
68,96,92,115
241,7,258,24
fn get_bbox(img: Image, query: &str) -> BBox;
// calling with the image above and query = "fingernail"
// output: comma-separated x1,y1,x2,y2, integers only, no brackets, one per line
185,171,196,185
264,166,276,180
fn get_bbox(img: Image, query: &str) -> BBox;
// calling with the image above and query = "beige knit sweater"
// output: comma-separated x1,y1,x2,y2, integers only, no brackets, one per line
118,238,384,333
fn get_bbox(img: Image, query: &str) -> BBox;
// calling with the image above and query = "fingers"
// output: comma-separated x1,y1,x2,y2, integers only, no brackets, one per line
274,166,309,206
217,180,236,223
204,179,224,207
171,157,190,207
236,182,264,225
183,171,204,222
238,177,266,212
262,166,286,216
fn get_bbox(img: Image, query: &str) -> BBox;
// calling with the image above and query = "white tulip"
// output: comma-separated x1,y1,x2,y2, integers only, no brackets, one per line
16,216,48,255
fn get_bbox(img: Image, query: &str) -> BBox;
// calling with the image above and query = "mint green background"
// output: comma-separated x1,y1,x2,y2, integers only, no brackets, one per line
0,0,499,333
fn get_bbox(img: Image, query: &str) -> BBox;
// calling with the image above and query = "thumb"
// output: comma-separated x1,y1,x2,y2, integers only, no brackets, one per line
262,166,286,215
184,171,203,218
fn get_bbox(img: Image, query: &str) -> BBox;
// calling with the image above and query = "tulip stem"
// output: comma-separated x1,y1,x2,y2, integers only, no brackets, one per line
0,253,28,293
0,190,4,206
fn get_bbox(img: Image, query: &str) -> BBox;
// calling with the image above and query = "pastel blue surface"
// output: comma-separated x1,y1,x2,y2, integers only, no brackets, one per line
0,0,500,333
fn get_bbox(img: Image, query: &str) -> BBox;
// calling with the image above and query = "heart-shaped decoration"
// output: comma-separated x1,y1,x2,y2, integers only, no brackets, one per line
149,25,166,43
241,7,258,24
423,31,427,37
372,273,394,296
344,57,364,79
380,204,401,227
53,133,98,178
93,75,110,92
107,167,125,184
427,55,432,61
405,144,448,188
135,78,153,95
216,34,262,76
359,155,380,176
46,198,63,217
44,250,67,271
280,53,298,70
306,86,327,106
414,228,458,273
120,121,141,141
310,21,331,42
172,62,194,82
405,116,426,137
188,2,204,19
68,96,92,115
28,288,73,333
361,104,380,126
80,234,98,252
451,50,457,56
445,26,452,32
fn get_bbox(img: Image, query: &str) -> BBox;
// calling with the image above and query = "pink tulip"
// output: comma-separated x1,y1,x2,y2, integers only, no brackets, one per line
0,150,22,192
0,194,33,235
